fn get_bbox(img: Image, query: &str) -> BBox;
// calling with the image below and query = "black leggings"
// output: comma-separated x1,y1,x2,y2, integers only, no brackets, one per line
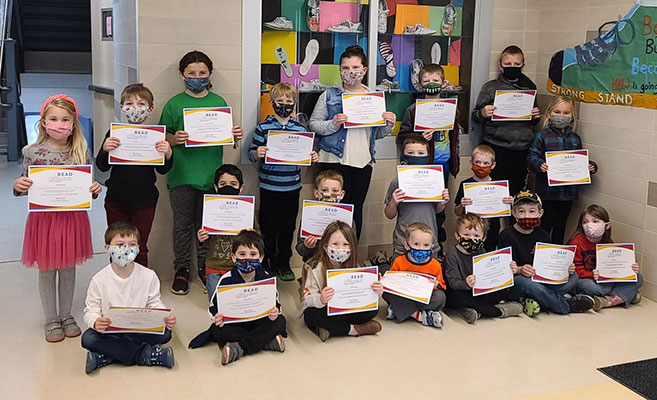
540,200,573,245
303,307,378,336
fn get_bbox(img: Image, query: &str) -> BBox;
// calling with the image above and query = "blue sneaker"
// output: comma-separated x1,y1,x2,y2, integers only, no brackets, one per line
140,344,174,368
85,351,113,374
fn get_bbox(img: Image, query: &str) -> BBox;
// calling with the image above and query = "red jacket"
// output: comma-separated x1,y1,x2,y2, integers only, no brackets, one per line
569,234,597,279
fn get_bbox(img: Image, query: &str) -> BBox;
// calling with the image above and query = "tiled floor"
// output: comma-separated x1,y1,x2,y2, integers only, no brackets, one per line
0,253,652,400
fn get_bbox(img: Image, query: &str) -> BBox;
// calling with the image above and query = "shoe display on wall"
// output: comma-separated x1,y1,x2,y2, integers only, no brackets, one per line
378,0,390,34
431,42,442,64
299,79,329,92
327,19,362,33
403,23,436,35
299,39,319,76
264,16,294,31
379,41,396,77
375,79,400,92
275,46,294,77
410,58,424,91
307,0,320,32
442,2,457,35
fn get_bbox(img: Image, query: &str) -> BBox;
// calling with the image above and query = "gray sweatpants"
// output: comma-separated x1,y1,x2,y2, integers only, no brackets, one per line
383,290,446,323
169,185,207,277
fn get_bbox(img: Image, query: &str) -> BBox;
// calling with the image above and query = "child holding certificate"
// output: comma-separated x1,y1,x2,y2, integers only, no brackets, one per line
82,223,176,373
160,50,244,295
569,205,642,310
498,191,594,316
385,135,450,260
96,84,173,267
382,223,446,328
248,83,318,281
189,230,286,365
445,214,522,324
300,221,383,342
454,145,513,251
527,95,597,245
13,94,102,343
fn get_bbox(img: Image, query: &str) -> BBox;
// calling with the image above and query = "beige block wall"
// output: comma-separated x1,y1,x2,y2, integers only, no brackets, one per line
90,0,115,153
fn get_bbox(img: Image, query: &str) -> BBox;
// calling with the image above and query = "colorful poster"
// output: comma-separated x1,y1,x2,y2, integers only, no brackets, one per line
472,247,514,297
183,107,233,147
463,180,511,218
216,278,277,324
27,165,93,212
104,306,171,335
596,243,638,283
326,266,379,316
532,243,576,285
265,131,315,166
202,195,255,235
546,150,591,187
108,123,165,165
397,165,445,202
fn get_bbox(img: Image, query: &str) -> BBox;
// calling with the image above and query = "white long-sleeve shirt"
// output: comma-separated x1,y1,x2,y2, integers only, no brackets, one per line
83,263,166,329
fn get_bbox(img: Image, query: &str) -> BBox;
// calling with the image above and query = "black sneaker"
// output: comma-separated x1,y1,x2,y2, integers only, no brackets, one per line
85,351,113,374
567,294,594,313
171,269,189,295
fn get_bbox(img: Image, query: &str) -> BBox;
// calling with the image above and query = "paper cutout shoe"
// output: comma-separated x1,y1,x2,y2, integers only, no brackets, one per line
264,16,294,31
375,79,400,92
275,46,294,78
307,0,320,32
299,79,329,92
403,24,436,35
299,39,319,77
442,2,457,35
431,42,442,64
327,19,362,33
411,58,424,91
379,41,396,78
378,0,390,34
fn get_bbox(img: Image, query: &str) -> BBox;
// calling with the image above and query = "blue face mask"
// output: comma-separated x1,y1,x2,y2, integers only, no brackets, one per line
235,258,260,274
184,77,209,94
400,154,429,165
406,247,432,264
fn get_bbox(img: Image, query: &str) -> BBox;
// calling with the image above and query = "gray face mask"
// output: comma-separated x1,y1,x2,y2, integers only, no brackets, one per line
550,114,571,130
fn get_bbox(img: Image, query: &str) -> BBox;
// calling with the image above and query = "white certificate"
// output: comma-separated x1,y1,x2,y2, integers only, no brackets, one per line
216,277,277,324
342,92,387,128
327,266,379,316
491,90,536,121
596,243,637,283
108,123,165,165
104,306,171,335
546,149,591,186
381,271,435,304
265,131,315,166
300,200,354,238
183,107,233,147
397,165,445,202
472,247,514,296
463,180,511,218
532,243,576,285
202,195,255,235
28,165,92,212
414,98,458,131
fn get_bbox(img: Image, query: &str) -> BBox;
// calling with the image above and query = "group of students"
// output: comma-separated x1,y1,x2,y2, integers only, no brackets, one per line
11,44,643,372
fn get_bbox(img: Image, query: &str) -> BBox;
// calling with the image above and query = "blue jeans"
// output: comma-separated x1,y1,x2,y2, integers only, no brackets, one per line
81,328,171,365
577,274,643,306
513,274,578,314
206,272,221,301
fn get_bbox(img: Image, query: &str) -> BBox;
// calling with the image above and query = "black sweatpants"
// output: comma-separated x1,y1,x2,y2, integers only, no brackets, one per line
540,200,573,245
303,307,378,336
210,315,287,355
259,188,300,272
486,143,529,197
446,288,513,318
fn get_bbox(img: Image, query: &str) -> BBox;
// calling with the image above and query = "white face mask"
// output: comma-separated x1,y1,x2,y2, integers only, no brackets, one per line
108,245,139,267
122,105,151,124
583,222,606,239
326,246,351,264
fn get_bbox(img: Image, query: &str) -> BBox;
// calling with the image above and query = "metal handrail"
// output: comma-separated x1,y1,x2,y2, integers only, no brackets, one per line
0,0,12,80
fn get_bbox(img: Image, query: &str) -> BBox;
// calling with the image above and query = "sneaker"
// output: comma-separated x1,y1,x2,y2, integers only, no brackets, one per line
441,2,457,35
369,250,390,266
60,316,81,338
274,46,293,78
378,42,396,78
44,320,64,343
520,297,541,317
278,266,296,281
263,334,286,352
385,305,395,320
403,23,437,35
378,0,390,34
460,308,480,324
85,351,113,374
418,310,443,328
353,320,382,336
307,0,320,32
592,295,611,311
141,344,175,368
375,79,400,92
298,79,328,92
316,327,331,342
171,268,189,295
431,42,442,64
264,16,294,31
221,342,244,365
327,19,362,33
299,39,320,76
494,301,523,318
567,294,594,313
631,292,642,304
410,58,424,91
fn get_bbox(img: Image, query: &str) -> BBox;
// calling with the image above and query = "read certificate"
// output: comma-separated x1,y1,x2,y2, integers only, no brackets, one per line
300,201,354,238
202,195,255,235
596,243,637,283
413,98,458,131
327,266,379,316
491,90,536,121
104,306,171,335
183,107,233,147
28,165,92,212
532,243,576,284
472,247,514,296
397,165,445,202
108,123,165,165
265,131,315,166
216,278,277,324
463,180,511,218
342,92,386,128
546,149,591,186
381,271,435,304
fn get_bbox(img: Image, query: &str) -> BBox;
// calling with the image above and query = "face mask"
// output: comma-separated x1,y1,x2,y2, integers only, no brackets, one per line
122,105,151,124
319,192,341,203
421,82,442,95
215,185,240,195
583,222,606,240
501,66,522,81
471,164,491,179
326,246,351,264
407,247,432,264
340,69,364,86
108,245,139,267
549,115,572,130
400,154,429,166
516,217,541,230
184,77,209,94
457,236,484,254
272,102,294,118
45,121,73,140
235,258,260,274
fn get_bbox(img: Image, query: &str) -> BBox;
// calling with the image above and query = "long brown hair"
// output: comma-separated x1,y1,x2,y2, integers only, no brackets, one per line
38,98,87,165
307,221,359,288
570,204,612,243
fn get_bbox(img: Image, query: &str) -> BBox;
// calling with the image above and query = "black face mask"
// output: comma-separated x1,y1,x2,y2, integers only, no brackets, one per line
502,66,522,81
215,185,240,195
272,103,294,118
400,154,429,165
421,82,442,96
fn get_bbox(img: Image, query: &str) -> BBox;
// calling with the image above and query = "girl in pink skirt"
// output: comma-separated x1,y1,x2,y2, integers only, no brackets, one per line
13,94,102,342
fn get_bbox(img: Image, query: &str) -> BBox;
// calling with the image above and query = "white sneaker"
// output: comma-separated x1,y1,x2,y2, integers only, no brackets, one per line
378,0,390,34
299,39,319,77
442,3,457,36
307,0,320,32
375,79,400,92
327,19,362,33
264,16,294,31
298,79,328,92
431,42,442,64
403,23,437,35
274,46,293,78
379,41,396,78
410,58,424,91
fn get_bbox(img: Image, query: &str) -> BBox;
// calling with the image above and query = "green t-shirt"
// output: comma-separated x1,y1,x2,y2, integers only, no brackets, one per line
159,91,228,190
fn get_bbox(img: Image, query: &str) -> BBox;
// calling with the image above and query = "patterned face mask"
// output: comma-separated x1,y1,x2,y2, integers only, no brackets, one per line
406,247,432,264
108,245,139,267
235,258,260,274
583,222,606,239
421,82,442,95
516,217,541,230
326,246,351,264
122,105,151,124
340,69,364,86
319,192,342,203
457,236,484,254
